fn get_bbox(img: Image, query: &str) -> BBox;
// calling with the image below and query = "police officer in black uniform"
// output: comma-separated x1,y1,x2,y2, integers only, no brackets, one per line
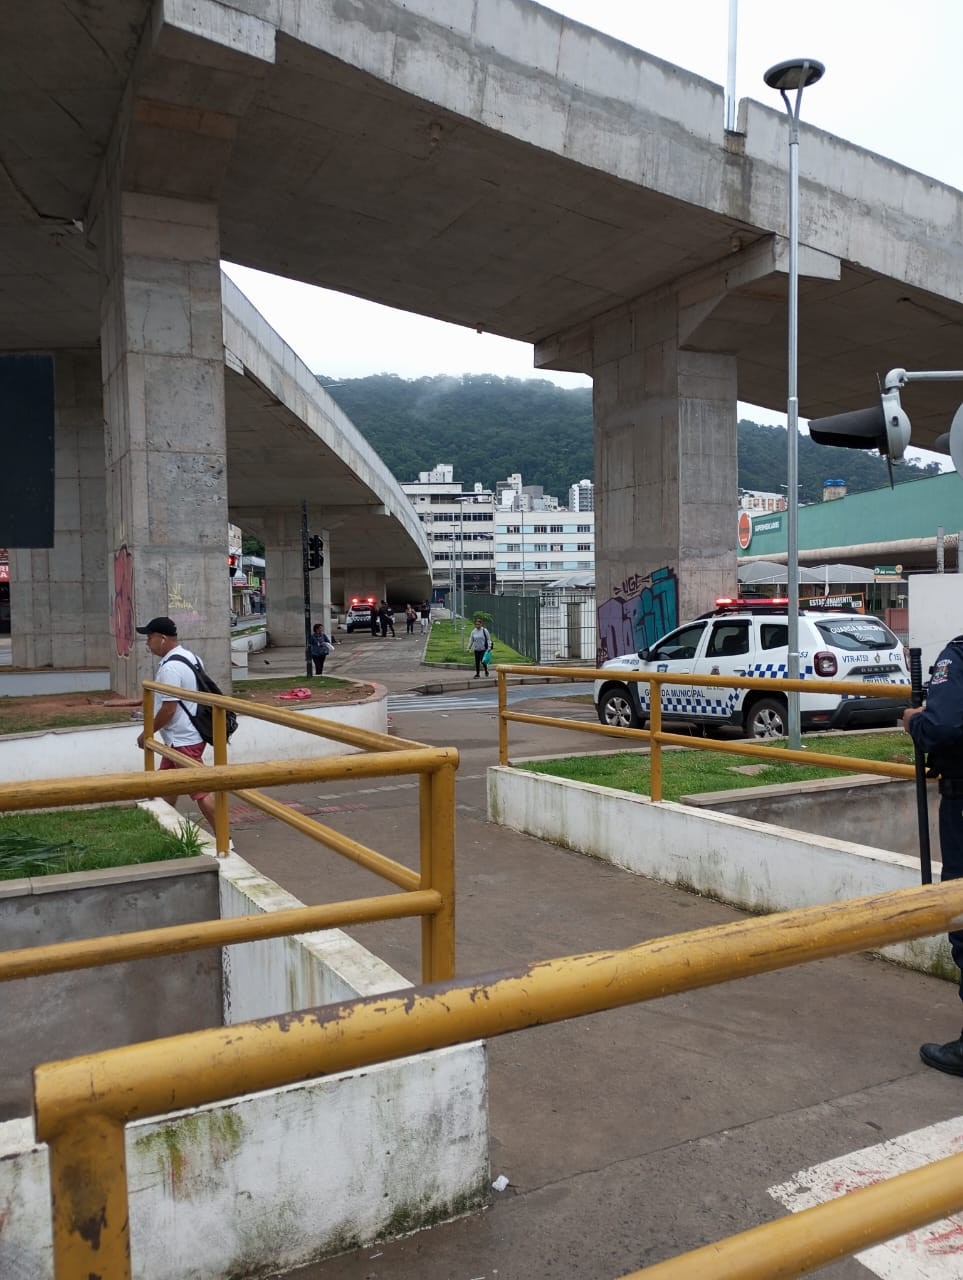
904,632,963,1075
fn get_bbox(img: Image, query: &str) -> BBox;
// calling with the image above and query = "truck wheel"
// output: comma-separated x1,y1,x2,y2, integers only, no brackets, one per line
597,686,643,729
747,697,787,739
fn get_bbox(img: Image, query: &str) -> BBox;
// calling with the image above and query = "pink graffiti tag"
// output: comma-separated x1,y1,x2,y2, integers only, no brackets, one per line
113,544,135,658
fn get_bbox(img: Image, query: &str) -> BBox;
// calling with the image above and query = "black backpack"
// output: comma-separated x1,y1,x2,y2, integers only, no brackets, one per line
164,654,239,746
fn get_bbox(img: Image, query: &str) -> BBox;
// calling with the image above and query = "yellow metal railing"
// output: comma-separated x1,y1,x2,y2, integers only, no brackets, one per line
494,664,914,798
31,879,963,1279
0,684,457,987
142,676,427,854
11,670,957,1278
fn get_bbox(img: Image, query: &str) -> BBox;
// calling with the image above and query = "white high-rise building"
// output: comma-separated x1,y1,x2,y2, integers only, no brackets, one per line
568,479,594,512
403,466,595,596
402,464,496,598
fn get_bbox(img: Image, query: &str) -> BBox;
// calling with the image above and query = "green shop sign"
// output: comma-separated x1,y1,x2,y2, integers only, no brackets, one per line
753,516,783,535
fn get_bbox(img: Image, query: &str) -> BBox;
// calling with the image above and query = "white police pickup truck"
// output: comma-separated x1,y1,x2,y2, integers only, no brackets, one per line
594,597,910,738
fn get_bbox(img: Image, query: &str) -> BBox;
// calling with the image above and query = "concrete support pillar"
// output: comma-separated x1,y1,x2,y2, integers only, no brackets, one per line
317,535,332,637
592,294,737,660
96,189,230,695
255,510,325,648
11,351,108,670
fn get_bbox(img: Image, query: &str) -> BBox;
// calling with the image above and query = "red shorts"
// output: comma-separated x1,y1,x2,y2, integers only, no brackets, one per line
160,741,210,801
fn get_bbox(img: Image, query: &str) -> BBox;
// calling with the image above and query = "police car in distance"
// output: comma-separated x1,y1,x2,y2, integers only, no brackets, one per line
344,596,377,632
594,597,910,739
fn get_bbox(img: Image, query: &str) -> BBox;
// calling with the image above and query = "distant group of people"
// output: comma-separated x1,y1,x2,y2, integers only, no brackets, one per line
370,600,432,637
405,601,432,634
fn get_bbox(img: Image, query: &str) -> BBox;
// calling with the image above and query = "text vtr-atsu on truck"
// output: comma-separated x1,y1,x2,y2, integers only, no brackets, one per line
594,597,909,739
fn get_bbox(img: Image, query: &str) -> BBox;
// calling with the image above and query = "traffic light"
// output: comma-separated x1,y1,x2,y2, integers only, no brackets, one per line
308,534,324,570
228,553,238,582
809,385,911,461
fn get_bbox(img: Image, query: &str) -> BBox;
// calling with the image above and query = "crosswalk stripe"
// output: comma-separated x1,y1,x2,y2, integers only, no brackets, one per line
768,1117,963,1276
388,696,496,713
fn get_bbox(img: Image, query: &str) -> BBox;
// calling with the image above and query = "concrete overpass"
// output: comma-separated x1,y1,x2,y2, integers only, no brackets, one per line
5,279,430,693
4,0,963,691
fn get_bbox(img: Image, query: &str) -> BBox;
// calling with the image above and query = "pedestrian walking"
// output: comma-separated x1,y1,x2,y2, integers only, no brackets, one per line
135,616,217,829
309,622,335,675
419,600,431,634
905,631,963,1075
467,617,492,678
405,603,417,635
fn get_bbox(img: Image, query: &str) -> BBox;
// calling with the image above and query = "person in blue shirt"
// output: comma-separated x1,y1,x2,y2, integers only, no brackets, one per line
905,634,963,1075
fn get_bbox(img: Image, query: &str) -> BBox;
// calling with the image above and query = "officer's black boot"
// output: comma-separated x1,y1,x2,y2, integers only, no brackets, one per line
920,1030,963,1076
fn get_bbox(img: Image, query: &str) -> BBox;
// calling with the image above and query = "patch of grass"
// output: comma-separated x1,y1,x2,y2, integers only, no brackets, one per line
424,619,531,667
524,731,916,803
233,674,350,697
0,695,135,736
0,807,207,880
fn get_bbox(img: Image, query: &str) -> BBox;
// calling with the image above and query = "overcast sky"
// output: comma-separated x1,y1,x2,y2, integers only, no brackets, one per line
223,0,962,455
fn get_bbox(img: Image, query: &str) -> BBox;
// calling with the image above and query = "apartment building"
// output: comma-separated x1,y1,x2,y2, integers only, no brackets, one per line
568,479,594,512
495,506,595,592
401,465,496,598
403,464,595,596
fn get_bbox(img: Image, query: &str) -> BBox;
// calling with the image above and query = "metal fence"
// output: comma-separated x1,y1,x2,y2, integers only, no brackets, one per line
464,591,540,660
464,590,597,663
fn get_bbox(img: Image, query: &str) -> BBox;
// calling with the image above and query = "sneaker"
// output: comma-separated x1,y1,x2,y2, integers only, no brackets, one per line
473,673,479,678
920,1031,963,1076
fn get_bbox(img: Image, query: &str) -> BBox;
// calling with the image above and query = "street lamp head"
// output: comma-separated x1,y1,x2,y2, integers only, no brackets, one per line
763,58,825,91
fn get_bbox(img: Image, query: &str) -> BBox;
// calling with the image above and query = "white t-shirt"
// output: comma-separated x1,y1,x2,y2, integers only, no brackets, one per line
155,645,202,746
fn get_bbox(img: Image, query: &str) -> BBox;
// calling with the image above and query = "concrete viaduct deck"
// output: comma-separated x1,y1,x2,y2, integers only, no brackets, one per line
3,0,963,689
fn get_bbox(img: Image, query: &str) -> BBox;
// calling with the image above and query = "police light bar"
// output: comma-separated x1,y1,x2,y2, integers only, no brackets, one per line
714,596,788,610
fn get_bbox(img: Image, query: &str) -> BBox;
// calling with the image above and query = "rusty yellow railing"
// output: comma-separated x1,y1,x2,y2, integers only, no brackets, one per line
32,879,963,1279
494,664,914,798
142,676,427,854
0,695,457,986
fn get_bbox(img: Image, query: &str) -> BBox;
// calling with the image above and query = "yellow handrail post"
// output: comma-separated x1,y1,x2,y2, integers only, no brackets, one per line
497,667,508,765
648,675,662,801
141,690,155,771
212,706,230,856
48,1111,130,1280
419,772,435,983
427,761,457,981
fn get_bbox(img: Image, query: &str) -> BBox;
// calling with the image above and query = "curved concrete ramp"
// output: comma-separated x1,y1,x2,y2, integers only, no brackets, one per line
222,276,430,605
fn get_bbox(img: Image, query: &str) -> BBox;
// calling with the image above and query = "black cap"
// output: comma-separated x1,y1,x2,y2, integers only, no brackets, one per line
135,616,177,637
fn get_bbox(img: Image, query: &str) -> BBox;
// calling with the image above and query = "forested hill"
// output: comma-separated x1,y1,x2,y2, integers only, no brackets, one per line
321,372,942,501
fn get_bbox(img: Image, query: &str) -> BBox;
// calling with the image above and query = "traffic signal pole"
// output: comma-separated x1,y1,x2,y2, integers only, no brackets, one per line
301,500,312,679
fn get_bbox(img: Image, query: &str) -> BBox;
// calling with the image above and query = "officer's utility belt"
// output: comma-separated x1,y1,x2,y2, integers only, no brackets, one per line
938,778,963,797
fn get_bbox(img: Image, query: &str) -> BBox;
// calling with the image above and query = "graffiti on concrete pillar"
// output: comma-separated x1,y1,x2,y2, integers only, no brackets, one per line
597,565,678,664
113,543,135,658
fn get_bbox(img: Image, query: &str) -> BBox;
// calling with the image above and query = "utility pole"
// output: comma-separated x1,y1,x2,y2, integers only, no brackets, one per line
459,500,466,649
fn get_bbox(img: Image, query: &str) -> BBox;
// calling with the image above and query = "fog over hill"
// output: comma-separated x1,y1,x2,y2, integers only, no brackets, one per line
321,373,941,502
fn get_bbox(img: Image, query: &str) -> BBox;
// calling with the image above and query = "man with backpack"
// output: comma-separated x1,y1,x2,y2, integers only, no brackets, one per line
135,616,217,829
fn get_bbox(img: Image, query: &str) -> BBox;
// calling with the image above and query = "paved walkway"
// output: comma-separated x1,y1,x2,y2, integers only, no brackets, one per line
222,630,963,1280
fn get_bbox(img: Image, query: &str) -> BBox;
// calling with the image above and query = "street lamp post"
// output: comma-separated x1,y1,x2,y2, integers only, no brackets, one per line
459,500,466,648
520,510,526,597
764,56,824,750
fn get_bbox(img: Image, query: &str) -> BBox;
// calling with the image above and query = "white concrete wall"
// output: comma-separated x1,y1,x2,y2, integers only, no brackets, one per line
0,837,489,1280
909,574,963,679
487,766,954,980
0,687,387,783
